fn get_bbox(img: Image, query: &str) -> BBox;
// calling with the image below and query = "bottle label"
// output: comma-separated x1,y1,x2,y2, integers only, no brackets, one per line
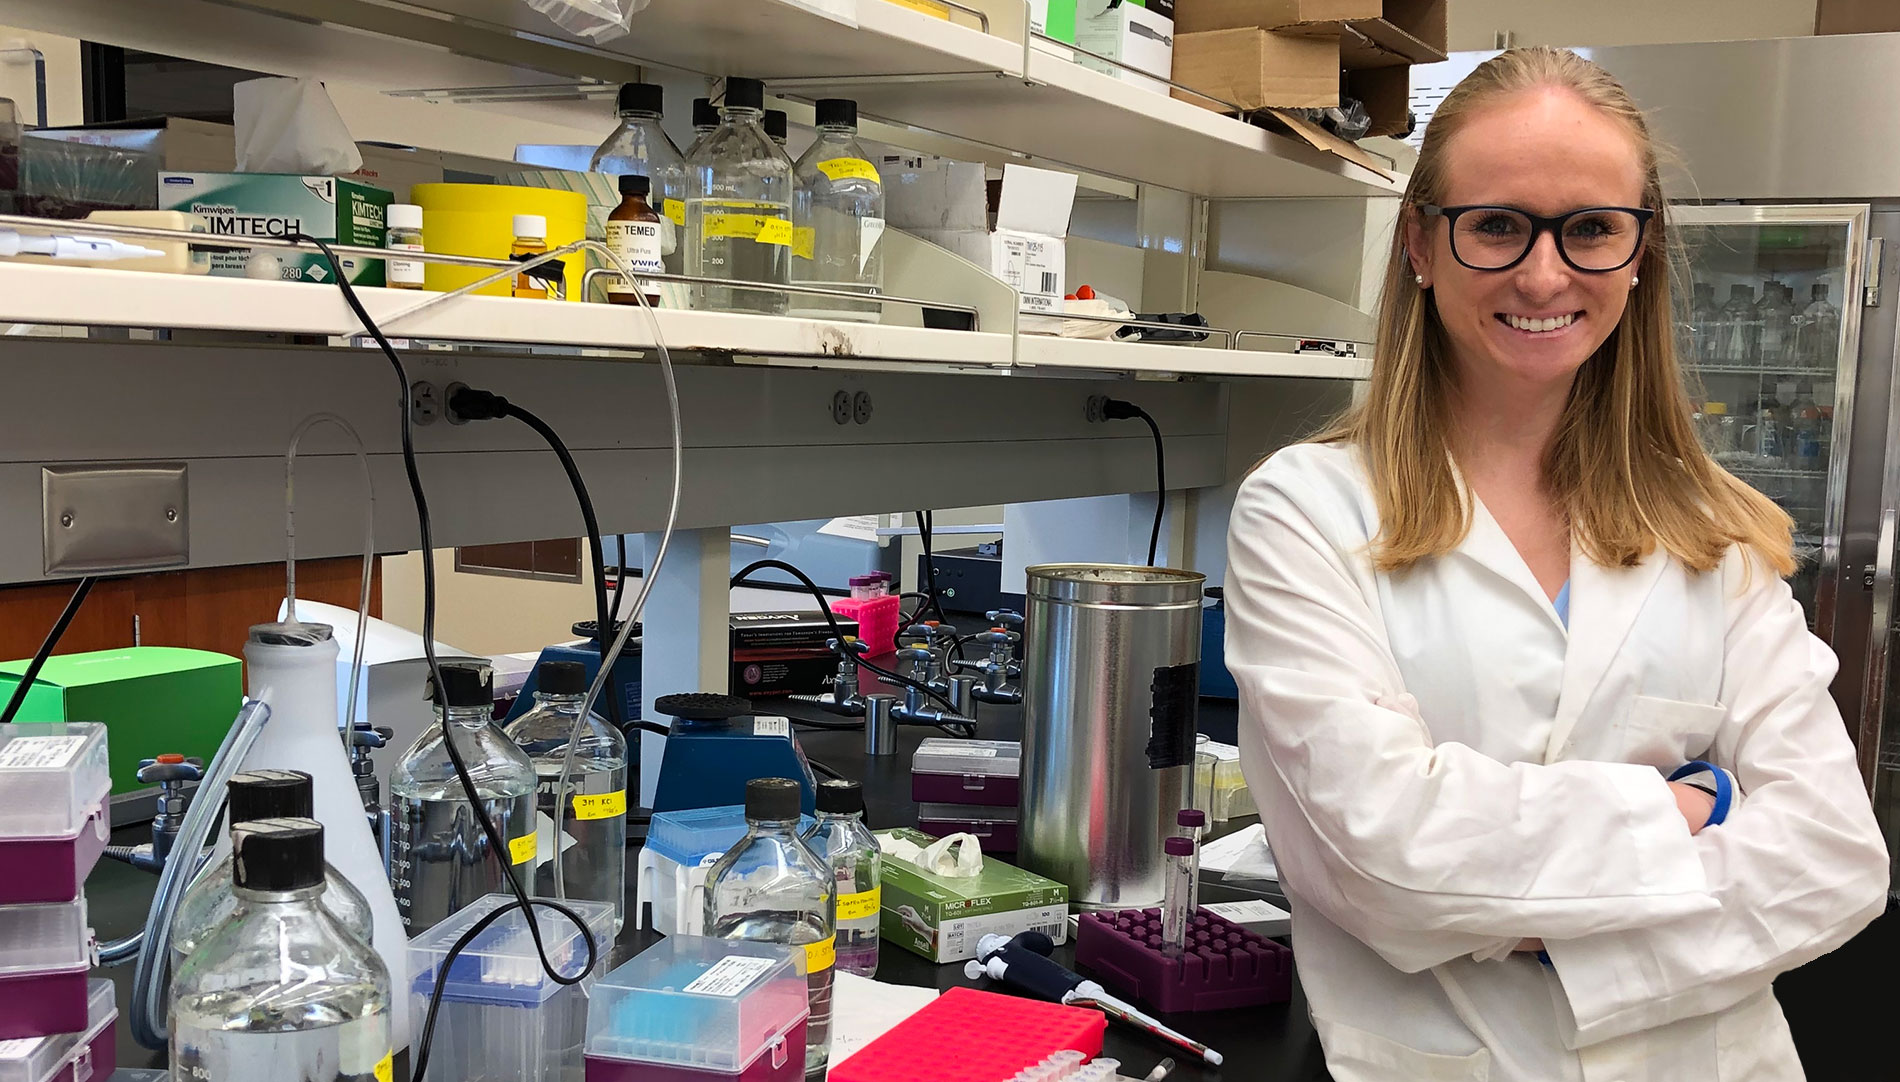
387,241,425,286
663,198,686,227
509,833,538,865
573,789,627,820
605,221,664,271
816,157,881,184
705,212,794,247
803,935,837,973
793,226,816,261
837,887,881,922
375,1052,394,1082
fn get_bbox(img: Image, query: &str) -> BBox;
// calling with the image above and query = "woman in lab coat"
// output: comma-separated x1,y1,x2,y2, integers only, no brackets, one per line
1224,47,1889,1082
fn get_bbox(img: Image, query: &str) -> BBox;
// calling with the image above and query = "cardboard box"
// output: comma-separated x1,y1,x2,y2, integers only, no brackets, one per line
1349,65,1413,138
1074,1,1177,93
887,160,1077,316
876,827,1070,963
157,172,392,284
1172,27,1341,111
1174,0,1446,67
0,648,242,798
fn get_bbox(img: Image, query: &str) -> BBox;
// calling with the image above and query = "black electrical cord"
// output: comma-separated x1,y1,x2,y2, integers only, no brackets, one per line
445,386,623,730
610,534,630,626
0,577,95,725
730,558,972,735
1102,399,1166,567
291,235,597,1082
916,510,948,624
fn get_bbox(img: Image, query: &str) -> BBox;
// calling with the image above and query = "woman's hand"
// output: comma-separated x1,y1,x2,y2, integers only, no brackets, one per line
1670,780,1718,836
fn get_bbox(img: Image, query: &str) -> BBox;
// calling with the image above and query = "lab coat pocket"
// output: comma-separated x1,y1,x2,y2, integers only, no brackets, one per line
1314,1017,1492,1082
1619,695,1726,771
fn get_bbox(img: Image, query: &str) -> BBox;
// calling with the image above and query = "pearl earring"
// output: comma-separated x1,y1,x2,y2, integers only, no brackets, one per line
1631,275,1641,287
1415,274,1426,286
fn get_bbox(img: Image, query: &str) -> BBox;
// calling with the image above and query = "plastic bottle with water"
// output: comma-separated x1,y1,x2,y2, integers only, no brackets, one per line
705,778,836,1076
804,779,881,978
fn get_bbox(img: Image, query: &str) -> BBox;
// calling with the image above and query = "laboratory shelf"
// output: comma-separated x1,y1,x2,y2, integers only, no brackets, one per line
0,263,1364,382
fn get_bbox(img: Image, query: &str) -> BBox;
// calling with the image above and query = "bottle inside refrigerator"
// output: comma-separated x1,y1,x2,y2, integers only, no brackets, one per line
1720,283,1758,361
1688,281,1718,362
1799,282,1842,367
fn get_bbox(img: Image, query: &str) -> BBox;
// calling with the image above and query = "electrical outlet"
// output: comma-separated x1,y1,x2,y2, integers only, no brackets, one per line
1086,394,1110,423
410,380,440,426
831,390,853,425
853,391,874,424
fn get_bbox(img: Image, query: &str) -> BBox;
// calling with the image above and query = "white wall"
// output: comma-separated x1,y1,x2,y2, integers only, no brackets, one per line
381,551,600,656
1452,0,1816,50
0,24,82,126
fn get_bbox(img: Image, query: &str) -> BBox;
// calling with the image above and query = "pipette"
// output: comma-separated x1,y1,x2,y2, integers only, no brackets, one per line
964,932,1224,1067
0,230,166,261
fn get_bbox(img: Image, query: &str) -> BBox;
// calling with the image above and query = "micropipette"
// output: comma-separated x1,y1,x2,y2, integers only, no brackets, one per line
964,932,1224,1067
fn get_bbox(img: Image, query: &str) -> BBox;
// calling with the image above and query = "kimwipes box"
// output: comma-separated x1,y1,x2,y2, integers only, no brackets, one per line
887,160,1078,317
875,828,1070,963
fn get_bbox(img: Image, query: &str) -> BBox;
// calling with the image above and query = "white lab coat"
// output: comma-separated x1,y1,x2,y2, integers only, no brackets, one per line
1224,441,1889,1082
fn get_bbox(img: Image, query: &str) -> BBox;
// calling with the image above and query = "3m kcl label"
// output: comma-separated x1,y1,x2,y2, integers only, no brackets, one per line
803,935,836,973
573,790,627,821
509,833,537,865
663,198,686,226
815,158,880,183
837,887,881,922
374,1053,394,1082
704,213,794,246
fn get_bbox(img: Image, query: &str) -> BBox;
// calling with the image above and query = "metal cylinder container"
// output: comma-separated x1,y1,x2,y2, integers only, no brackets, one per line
1018,565,1205,909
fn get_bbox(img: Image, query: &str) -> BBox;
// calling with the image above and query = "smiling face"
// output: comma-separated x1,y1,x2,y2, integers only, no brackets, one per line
1405,85,1649,397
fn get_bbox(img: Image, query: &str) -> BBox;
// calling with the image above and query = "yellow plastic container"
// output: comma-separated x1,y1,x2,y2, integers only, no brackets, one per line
410,183,588,299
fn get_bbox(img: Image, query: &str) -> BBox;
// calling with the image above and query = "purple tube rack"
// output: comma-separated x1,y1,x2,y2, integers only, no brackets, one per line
1075,908,1293,1014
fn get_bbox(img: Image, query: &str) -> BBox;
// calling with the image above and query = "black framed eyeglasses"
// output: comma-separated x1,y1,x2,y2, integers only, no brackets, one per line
1419,204,1655,273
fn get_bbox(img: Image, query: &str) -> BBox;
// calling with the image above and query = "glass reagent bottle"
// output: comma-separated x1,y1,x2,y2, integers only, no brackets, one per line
804,778,881,978
791,98,884,323
686,76,793,314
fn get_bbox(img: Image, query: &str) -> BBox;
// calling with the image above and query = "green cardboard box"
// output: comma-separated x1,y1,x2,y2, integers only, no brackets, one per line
876,827,1070,963
157,172,391,284
0,648,243,796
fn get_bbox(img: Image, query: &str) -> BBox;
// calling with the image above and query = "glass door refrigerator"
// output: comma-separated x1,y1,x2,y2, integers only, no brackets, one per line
1674,204,1870,631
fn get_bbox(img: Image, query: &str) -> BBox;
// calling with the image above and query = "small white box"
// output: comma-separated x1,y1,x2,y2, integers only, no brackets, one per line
886,160,1078,317
1075,1,1176,93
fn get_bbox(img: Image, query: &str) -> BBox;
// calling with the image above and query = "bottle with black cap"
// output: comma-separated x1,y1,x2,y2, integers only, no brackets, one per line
684,97,719,158
764,108,791,153
705,777,836,1075
803,778,881,978
170,769,374,972
604,173,665,308
171,817,393,1082
791,97,884,322
387,660,538,934
502,659,629,931
685,75,793,314
590,81,688,280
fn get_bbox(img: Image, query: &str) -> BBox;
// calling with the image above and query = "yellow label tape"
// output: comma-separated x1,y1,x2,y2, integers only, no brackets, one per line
836,887,881,922
573,789,627,821
815,157,881,184
704,213,794,246
509,833,537,865
804,935,836,973
663,198,685,226
374,1053,393,1082
792,226,816,261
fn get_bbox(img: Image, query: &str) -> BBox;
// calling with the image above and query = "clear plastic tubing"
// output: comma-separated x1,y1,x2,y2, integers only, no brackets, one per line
1162,834,1195,954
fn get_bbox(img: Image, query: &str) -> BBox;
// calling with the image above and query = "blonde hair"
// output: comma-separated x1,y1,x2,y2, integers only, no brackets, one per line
1316,46,1793,577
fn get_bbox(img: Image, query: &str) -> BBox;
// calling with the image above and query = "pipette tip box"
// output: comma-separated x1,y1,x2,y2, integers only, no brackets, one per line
585,936,809,1082
910,738,1021,807
409,894,618,1082
0,724,111,905
0,979,116,1082
0,898,97,1042
828,986,1103,1082
1075,908,1293,1014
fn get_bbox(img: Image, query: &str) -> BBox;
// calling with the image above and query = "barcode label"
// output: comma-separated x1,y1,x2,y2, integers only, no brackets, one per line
1031,922,1066,939
1039,271,1058,295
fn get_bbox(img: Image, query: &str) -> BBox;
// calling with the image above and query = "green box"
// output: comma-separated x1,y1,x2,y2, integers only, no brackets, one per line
876,827,1070,963
156,172,392,284
1045,0,1161,43
0,648,243,796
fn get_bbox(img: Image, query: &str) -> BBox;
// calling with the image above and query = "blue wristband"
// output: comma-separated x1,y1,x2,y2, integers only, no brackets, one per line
1667,760,1733,827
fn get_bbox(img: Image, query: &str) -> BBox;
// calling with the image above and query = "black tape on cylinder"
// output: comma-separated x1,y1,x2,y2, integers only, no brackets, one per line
1146,661,1201,769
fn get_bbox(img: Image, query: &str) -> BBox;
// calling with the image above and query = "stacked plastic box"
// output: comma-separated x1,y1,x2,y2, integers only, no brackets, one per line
911,738,1021,851
637,806,813,936
585,936,808,1082
409,893,619,1082
0,723,114,1082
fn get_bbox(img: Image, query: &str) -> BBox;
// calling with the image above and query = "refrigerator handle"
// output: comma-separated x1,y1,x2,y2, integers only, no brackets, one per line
1858,507,1897,794
1866,236,1884,308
